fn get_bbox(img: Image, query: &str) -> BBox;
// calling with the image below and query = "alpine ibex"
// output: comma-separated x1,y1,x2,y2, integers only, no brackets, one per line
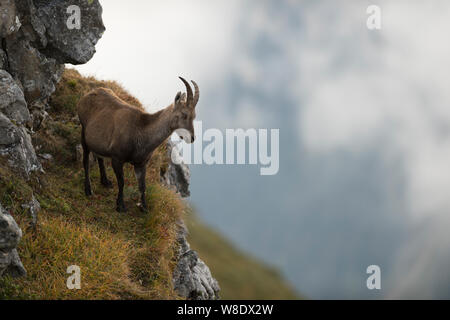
77,77,199,212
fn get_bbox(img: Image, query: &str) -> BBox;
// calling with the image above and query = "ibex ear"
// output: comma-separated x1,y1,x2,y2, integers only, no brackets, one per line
174,92,187,108
175,91,182,103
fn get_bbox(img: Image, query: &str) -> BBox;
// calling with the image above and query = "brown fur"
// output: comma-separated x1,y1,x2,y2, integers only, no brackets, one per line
77,78,199,212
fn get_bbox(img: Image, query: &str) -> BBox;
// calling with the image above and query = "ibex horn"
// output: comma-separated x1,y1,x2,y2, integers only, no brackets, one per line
191,80,199,107
179,77,193,106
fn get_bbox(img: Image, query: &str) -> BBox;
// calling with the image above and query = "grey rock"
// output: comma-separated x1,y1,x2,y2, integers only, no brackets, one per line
0,70,30,125
38,153,53,161
21,194,41,228
0,202,26,278
0,248,26,278
0,204,22,250
0,70,41,178
3,0,104,103
19,0,48,48
173,220,220,300
4,32,64,103
34,0,105,65
0,112,41,178
162,140,220,300
161,140,191,198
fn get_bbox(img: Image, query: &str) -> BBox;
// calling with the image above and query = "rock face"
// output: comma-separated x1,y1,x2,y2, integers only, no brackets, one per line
0,70,30,124
21,194,41,229
5,34,65,103
0,70,41,178
161,140,191,197
0,0,105,174
0,112,41,177
4,0,104,103
34,0,105,65
173,220,220,300
163,140,220,300
0,0,104,279
0,203,26,277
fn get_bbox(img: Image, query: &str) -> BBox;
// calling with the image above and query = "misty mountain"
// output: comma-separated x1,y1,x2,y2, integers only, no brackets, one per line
189,0,450,299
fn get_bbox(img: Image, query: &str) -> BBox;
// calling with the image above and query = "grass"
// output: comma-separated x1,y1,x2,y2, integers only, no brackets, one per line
0,68,300,300
0,148,183,299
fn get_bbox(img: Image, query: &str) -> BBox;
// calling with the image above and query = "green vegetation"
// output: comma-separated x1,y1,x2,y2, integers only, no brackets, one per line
0,69,299,299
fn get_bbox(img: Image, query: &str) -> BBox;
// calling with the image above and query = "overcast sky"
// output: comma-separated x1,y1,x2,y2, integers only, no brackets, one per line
75,0,450,299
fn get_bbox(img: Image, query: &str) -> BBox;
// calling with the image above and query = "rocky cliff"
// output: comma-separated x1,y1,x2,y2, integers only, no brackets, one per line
162,141,220,299
0,0,218,300
0,202,25,277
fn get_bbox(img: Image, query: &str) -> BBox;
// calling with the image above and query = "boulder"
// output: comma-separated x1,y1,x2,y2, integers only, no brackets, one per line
0,112,41,178
0,70,41,178
3,0,104,103
173,220,220,300
21,194,41,229
161,140,191,197
0,70,30,125
34,0,105,65
0,203,26,277
162,139,220,299
4,32,64,103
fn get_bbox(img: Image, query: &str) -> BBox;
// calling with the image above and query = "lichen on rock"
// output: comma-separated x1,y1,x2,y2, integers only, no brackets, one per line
0,102,41,178
0,70,30,125
33,0,105,65
0,203,26,278
173,220,220,300
161,140,191,198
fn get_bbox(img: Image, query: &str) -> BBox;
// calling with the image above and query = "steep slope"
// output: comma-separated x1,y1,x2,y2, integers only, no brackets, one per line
0,69,299,299
0,70,186,299
0,0,299,300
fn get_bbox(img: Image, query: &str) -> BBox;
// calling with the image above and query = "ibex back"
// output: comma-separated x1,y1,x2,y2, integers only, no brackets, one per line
77,77,199,212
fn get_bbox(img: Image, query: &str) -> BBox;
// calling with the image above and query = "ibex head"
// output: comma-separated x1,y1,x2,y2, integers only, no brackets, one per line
172,77,200,144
